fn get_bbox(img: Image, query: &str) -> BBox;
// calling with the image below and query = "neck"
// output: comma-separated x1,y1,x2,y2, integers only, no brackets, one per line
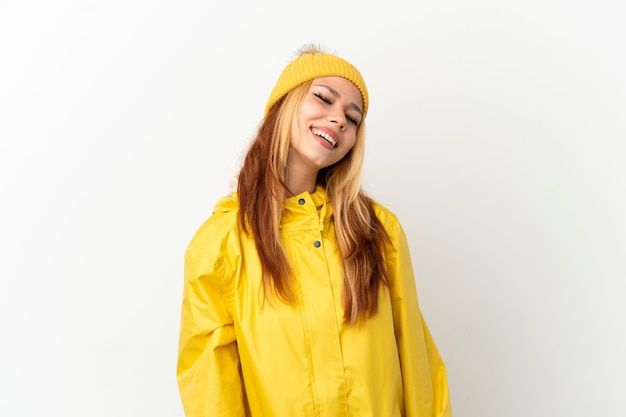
285,159,318,196
286,173,317,197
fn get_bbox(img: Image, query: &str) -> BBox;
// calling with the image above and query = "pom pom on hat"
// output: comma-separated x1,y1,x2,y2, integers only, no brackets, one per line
265,49,368,118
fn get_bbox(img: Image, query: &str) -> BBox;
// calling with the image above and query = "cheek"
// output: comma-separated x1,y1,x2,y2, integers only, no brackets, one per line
345,133,357,150
298,99,317,119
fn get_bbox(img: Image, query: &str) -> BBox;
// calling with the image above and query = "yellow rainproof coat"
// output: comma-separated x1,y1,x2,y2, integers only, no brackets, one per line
177,186,451,416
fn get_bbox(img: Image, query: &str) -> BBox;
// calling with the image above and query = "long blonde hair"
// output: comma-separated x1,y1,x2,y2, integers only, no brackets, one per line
237,75,390,325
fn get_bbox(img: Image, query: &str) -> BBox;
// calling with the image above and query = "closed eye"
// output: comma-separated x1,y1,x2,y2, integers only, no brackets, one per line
314,92,331,104
346,115,359,125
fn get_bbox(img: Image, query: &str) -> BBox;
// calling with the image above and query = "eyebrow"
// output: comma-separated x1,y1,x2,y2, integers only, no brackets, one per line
314,84,363,116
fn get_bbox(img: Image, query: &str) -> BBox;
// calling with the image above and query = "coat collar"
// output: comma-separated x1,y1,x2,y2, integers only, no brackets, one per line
281,185,333,231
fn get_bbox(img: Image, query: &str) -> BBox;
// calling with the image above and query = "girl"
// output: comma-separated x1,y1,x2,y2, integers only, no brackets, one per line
177,45,452,417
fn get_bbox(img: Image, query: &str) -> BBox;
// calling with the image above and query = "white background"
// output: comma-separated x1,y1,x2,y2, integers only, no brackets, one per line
1,1,624,416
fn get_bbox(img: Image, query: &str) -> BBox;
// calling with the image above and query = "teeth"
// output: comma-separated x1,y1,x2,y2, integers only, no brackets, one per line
312,128,337,147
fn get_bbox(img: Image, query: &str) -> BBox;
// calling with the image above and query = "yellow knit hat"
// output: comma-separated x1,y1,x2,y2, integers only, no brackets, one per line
264,51,368,118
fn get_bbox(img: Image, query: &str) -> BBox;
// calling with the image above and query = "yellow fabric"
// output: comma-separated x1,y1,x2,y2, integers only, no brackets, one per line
265,52,369,118
177,186,452,417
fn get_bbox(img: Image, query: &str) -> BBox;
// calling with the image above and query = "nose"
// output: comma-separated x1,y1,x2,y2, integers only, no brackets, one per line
329,115,346,131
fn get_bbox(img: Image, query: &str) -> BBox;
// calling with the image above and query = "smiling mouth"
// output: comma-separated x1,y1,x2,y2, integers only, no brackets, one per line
312,128,337,148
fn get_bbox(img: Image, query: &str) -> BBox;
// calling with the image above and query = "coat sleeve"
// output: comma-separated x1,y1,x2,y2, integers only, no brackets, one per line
176,222,245,417
386,217,452,417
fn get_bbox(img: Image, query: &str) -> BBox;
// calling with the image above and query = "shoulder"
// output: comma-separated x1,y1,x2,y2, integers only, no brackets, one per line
369,199,415,286
368,197,412,259
186,193,241,259
370,198,403,235
183,194,241,304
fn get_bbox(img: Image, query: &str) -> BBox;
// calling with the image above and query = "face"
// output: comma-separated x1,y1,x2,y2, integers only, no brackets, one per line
288,76,364,176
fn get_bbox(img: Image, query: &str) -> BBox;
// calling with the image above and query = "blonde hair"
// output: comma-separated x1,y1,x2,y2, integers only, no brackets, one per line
237,47,389,324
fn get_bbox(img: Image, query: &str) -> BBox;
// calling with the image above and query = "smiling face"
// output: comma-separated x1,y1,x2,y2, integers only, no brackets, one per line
287,76,364,180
